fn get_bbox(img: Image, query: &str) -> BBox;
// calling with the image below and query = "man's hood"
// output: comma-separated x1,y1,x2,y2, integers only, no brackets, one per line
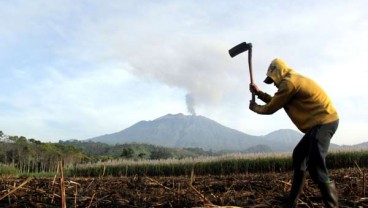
265,58,293,85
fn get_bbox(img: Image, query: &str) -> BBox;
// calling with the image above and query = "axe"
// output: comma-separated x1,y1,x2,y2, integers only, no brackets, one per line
228,42,255,101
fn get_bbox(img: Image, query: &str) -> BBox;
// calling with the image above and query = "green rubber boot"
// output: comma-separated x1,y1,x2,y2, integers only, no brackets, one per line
287,171,306,208
318,181,338,208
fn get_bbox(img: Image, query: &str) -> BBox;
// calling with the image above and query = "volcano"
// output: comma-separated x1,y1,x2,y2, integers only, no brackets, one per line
88,113,303,152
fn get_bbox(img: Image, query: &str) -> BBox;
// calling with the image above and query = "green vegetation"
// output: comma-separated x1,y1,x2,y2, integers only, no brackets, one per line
1,131,368,177
59,140,214,160
66,154,291,177
66,150,368,177
327,150,368,168
0,132,90,175
0,164,19,176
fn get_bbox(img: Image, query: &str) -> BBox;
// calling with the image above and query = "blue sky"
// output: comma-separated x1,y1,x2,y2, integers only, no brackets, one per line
1,0,367,145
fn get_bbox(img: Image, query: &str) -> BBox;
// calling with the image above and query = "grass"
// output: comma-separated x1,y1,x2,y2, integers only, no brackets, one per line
66,152,294,177
2,149,368,178
0,164,19,177
67,150,368,177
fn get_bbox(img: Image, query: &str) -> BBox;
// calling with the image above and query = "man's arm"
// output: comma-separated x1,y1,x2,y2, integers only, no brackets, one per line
249,83,272,103
257,91,272,103
249,81,295,115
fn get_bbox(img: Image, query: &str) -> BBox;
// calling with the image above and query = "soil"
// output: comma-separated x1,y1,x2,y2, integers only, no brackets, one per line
0,168,367,208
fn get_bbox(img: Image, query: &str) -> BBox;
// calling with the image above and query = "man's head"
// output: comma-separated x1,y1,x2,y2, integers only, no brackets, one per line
263,58,290,86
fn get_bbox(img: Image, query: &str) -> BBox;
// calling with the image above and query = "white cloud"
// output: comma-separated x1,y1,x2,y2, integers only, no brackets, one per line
0,0,368,145
0,62,186,141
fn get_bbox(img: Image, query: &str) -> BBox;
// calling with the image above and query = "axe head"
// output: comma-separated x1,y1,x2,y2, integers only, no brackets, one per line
229,42,252,58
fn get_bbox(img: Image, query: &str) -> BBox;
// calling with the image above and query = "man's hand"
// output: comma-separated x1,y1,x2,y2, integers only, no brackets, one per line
249,100,258,112
249,83,260,95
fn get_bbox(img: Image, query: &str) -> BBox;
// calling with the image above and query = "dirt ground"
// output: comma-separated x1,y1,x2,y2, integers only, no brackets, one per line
0,168,367,208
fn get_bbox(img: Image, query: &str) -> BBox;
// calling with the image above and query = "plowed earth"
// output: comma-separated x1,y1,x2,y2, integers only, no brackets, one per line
0,168,367,208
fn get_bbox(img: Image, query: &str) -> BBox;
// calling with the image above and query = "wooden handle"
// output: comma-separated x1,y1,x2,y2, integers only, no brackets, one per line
248,48,255,101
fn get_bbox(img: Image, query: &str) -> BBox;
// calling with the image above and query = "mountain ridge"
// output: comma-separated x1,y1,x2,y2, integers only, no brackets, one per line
88,113,306,152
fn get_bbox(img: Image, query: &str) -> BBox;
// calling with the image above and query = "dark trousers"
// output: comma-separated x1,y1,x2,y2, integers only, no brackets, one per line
292,120,339,184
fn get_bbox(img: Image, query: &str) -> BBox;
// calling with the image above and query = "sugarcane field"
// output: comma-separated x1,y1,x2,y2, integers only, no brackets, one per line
1,169,368,208
1,151,368,208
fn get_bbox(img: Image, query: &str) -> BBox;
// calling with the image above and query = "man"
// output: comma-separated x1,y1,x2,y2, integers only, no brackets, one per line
249,58,339,208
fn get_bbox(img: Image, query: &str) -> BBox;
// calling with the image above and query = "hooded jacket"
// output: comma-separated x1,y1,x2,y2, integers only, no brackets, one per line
252,58,339,133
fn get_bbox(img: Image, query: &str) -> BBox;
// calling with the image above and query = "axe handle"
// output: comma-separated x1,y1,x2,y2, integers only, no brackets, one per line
248,48,255,101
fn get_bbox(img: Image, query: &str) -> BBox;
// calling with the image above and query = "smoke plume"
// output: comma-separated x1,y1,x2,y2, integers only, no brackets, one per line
97,27,247,114
185,93,196,115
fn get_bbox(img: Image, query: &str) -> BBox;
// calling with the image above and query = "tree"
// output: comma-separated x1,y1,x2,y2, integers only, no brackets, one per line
121,148,134,158
150,148,172,160
138,152,146,159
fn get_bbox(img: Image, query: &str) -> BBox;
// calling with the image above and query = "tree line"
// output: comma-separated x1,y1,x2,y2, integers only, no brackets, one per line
0,131,89,173
0,131,213,174
59,140,214,160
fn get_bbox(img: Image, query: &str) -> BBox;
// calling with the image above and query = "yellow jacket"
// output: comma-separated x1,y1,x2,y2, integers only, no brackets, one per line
253,58,339,133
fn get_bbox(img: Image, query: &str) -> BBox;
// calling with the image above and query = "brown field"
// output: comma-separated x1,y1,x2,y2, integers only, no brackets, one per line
0,168,367,208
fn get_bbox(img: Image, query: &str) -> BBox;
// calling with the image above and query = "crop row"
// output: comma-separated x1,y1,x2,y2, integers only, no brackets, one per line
1,150,367,177
66,150,368,177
